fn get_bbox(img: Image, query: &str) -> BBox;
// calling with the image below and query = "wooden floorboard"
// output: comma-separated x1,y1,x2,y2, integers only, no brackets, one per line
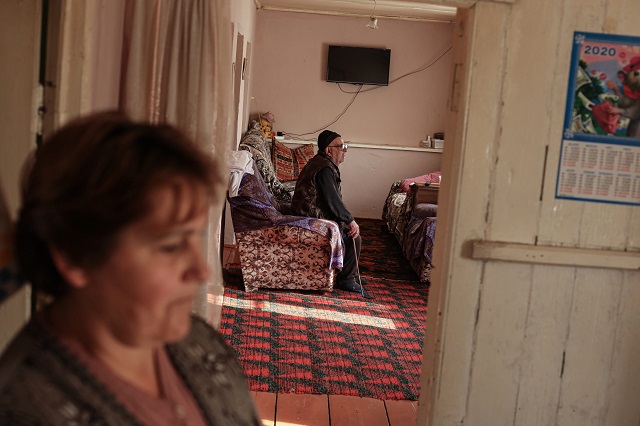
275,393,330,426
251,392,417,426
385,399,418,426
226,246,418,426
329,395,389,426
252,392,276,426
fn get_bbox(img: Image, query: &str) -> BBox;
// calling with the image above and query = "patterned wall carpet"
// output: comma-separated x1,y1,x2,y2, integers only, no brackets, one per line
219,218,429,400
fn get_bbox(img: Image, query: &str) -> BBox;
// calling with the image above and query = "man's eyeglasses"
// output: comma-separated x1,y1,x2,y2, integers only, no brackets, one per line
328,143,348,151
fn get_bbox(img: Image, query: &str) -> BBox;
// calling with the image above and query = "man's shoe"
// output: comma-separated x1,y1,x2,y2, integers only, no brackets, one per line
335,279,361,293
355,275,367,285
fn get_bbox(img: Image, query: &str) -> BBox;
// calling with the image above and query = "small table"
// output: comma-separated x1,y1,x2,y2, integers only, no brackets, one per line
410,182,439,206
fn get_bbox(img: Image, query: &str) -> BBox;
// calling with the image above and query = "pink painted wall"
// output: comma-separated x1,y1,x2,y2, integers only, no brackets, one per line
250,10,454,148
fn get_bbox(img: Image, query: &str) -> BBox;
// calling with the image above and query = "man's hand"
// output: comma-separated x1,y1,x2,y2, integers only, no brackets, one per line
347,220,360,238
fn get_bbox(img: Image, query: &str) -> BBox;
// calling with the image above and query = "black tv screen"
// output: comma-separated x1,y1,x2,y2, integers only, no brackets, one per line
326,45,391,86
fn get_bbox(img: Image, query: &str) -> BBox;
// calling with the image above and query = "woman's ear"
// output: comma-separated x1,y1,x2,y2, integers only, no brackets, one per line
49,247,89,288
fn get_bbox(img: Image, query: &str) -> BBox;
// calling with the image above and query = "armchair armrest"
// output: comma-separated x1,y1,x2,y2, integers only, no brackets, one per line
235,223,343,292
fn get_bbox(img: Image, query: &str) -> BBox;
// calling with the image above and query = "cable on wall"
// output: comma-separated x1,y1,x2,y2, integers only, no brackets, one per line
340,45,453,94
283,84,363,139
282,45,452,139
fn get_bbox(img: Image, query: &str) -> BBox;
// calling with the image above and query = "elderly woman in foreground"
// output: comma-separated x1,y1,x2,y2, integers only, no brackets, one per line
0,112,261,425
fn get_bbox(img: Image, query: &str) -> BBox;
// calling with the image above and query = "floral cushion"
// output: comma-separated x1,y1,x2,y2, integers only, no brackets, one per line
271,140,314,182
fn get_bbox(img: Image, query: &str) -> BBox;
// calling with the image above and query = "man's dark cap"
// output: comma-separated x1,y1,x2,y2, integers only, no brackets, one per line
317,130,341,151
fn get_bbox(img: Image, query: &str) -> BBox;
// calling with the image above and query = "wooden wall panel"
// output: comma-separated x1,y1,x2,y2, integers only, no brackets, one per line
537,0,607,247
603,0,638,33
466,263,531,425
603,0,640,254
578,204,633,249
418,6,475,424
537,0,640,252
628,209,640,250
423,0,640,425
556,268,623,426
603,271,640,425
489,0,564,244
513,266,575,426
423,3,510,424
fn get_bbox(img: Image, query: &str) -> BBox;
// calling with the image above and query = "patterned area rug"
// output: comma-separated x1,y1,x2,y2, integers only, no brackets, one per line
219,218,428,400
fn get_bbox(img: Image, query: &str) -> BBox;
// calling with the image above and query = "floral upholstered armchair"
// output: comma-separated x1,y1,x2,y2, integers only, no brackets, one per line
228,161,343,292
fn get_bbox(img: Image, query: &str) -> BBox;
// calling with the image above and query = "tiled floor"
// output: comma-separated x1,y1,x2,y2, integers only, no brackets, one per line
223,246,419,426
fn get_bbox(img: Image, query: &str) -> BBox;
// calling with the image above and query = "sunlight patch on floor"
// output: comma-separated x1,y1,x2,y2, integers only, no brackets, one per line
206,293,223,305
223,297,397,330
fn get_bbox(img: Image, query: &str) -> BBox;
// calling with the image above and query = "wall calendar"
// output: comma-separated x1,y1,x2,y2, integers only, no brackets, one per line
557,31,640,206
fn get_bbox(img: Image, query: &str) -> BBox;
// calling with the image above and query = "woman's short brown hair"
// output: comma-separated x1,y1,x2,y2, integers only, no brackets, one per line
15,111,224,297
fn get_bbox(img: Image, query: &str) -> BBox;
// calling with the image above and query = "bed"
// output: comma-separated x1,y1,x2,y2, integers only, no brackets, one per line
382,172,441,282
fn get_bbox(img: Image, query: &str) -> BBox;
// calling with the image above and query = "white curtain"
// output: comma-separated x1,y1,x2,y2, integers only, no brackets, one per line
119,0,233,322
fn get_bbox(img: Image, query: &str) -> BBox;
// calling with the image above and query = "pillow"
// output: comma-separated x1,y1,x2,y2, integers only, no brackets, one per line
272,140,314,182
412,203,438,219
399,171,442,192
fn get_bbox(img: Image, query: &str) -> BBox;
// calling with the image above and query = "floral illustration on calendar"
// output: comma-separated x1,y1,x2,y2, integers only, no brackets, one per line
557,32,640,206
569,33,640,140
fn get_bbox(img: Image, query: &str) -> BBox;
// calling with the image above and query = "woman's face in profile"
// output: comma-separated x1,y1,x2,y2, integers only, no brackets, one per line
78,182,210,347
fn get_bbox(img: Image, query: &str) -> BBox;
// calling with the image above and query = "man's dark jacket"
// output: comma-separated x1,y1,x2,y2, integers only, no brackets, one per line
291,152,354,230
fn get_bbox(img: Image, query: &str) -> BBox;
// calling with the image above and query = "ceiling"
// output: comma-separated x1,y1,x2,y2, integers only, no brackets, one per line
253,0,457,23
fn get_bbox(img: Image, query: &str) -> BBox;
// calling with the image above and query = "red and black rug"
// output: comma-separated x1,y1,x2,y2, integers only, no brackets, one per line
219,218,428,400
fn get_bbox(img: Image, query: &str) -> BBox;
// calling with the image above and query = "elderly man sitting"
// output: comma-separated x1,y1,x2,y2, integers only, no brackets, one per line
291,130,364,293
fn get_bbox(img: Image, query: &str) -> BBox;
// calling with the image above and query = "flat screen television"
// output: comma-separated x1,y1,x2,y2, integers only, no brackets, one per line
326,45,391,86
